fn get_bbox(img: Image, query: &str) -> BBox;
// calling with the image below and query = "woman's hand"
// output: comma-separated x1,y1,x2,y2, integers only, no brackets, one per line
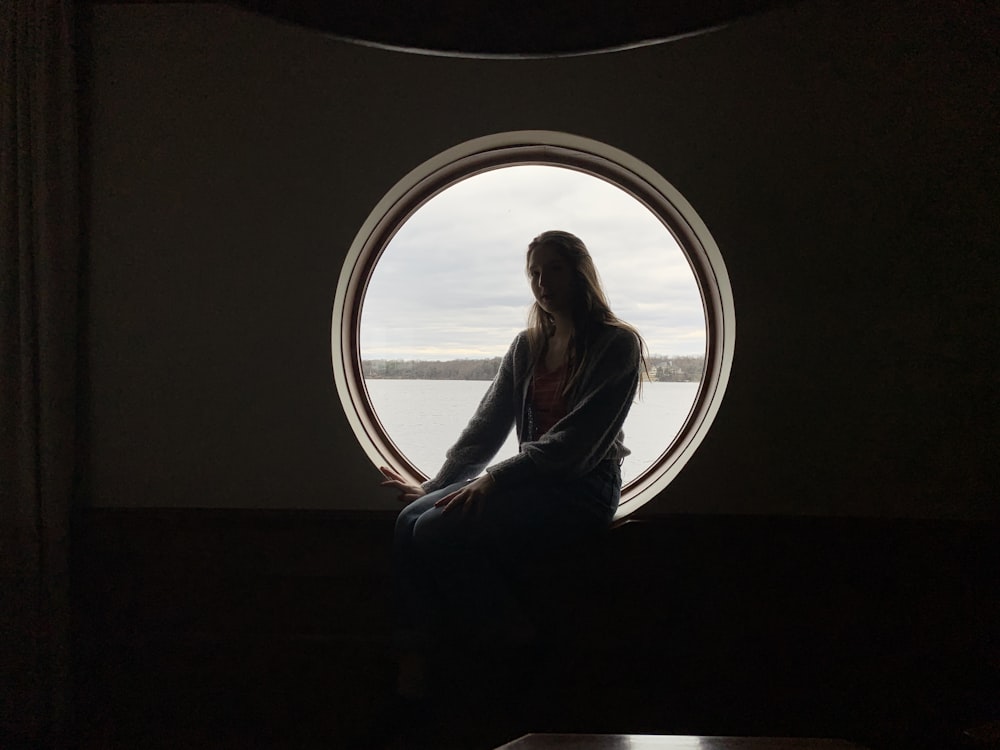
379,466,426,505
434,473,495,514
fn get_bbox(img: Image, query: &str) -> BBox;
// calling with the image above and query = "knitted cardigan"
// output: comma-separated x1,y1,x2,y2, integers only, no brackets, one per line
421,324,641,493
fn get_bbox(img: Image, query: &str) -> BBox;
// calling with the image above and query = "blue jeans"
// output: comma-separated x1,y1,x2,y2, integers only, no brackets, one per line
393,459,621,651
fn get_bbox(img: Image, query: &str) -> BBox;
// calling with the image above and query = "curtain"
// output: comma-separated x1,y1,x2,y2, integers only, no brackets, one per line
0,0,80,746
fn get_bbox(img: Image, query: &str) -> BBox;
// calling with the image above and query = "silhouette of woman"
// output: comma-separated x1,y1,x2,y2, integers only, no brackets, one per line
380,230,648,701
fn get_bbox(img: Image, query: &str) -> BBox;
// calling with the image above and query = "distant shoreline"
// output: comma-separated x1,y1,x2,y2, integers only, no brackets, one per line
362,355,703,383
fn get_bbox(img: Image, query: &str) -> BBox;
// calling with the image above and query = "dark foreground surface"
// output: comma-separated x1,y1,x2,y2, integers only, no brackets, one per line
73,511,1000,749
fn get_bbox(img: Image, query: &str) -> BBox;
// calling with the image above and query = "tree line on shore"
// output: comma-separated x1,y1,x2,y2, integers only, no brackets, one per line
362,354,703,382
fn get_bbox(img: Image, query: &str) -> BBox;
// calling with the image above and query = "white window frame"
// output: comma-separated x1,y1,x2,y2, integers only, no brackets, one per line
331,131,735,519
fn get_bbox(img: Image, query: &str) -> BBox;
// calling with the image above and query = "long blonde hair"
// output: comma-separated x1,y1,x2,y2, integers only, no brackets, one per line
525,230,650,395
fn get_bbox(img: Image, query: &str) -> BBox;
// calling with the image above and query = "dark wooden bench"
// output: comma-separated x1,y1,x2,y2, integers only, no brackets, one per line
496,735,869,750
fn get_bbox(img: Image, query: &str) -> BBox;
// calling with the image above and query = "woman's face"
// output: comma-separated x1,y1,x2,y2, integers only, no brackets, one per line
528,243,576,315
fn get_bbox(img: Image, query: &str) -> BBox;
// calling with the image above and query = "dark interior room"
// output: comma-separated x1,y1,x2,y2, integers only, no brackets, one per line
3,0,998,748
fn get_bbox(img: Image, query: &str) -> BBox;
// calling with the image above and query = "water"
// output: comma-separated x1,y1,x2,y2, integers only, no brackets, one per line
364,379,699,485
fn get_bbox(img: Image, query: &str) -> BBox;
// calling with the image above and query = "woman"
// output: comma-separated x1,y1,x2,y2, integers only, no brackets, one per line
380,230,648,700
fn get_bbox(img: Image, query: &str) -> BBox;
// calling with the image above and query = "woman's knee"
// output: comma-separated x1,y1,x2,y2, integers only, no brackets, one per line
394,483,466,546
395,498,424,529
394,495,438,550
410,503,473,553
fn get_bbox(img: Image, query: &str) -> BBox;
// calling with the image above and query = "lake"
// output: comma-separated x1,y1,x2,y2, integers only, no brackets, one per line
364,379,699,485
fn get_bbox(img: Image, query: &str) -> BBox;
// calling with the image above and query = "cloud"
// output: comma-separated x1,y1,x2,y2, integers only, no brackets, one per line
361,165,706,359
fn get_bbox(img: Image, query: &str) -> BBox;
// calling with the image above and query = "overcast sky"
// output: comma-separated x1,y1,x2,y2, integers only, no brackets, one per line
360,165,706,360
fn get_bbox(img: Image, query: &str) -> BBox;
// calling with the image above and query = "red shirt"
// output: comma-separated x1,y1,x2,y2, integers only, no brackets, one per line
531,363,568,439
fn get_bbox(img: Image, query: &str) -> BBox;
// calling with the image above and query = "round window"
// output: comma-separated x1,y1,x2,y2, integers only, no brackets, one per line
332,132,734,518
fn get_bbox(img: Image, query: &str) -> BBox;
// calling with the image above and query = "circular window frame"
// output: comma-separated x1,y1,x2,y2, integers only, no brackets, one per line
332,131,734,519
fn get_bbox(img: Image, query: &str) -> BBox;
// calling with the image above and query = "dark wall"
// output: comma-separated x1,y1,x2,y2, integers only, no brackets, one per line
84,0,997,517
75,509,1000,748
